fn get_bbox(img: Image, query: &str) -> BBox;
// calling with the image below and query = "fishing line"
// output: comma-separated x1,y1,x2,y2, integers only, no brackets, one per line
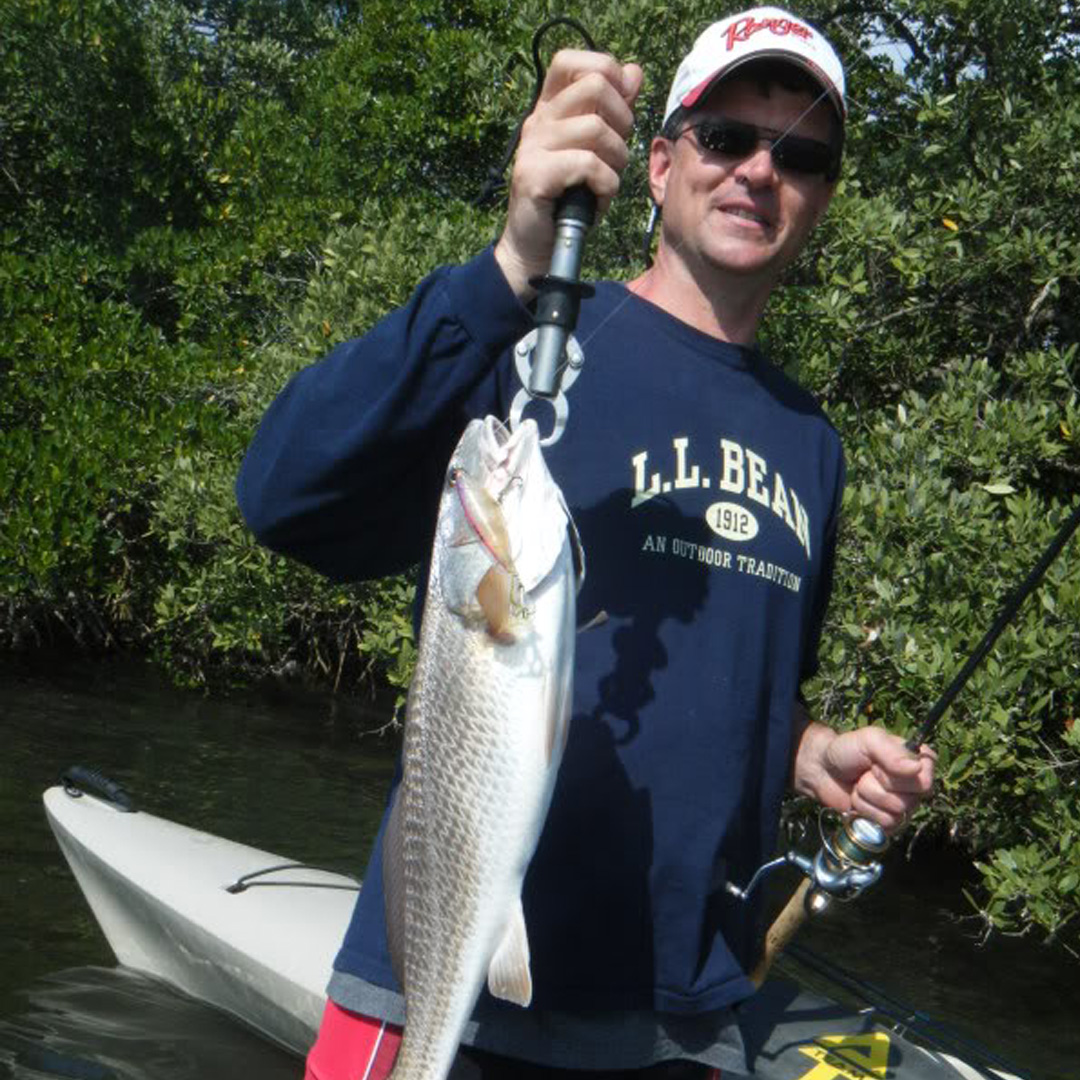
359,1021,389,1080
579,74,840,349
490,13,1012,737
816,16,1080,750
480,15,868,352
487,18,1080,754
474,17,597,208
583,14,906,339
483,13,1079,1007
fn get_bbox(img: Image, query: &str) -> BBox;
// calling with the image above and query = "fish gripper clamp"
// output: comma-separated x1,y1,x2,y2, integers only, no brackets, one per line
509,328,586,447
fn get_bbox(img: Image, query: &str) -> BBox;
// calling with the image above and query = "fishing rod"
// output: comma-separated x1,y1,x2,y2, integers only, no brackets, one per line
732,497,1080,986
785,943,1031,1079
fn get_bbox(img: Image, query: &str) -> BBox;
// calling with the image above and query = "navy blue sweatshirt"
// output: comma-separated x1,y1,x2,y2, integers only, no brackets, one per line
237,246,844,1018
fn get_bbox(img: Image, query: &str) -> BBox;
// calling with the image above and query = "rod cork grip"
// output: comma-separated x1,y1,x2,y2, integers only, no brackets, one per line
750,878,813,987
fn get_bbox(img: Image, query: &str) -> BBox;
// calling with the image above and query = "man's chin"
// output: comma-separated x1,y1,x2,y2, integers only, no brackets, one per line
701,247,783,280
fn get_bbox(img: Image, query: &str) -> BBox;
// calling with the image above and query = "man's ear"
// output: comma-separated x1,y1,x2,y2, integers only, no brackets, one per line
648,136,675,208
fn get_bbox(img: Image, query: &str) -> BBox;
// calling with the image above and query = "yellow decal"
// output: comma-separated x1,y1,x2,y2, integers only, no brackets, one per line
796,1033,891,1080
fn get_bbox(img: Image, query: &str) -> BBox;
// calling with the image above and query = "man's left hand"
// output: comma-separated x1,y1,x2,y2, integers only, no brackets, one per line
794,720,936,833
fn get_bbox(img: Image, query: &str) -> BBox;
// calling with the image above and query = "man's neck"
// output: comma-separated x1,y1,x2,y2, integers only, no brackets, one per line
626,243,774,346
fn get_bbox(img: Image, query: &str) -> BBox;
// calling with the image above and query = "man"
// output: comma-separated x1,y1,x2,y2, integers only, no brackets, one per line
238,8,935,1078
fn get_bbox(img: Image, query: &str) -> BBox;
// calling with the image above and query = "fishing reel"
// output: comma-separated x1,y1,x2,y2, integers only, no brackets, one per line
727,810,889,916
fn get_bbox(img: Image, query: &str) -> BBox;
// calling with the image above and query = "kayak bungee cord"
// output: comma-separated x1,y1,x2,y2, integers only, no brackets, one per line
57,766,363,894
225,862,360,894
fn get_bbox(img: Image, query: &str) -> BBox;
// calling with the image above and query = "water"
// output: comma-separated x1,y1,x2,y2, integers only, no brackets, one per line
793,857,1080,1078
0,966,300,1080
1,655,1078,1079
0,655,398,1079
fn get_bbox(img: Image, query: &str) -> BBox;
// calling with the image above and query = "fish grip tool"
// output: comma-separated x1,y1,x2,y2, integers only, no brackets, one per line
525,185,597,402
731,496,1080,987
510,185,596,446
487,17,600,446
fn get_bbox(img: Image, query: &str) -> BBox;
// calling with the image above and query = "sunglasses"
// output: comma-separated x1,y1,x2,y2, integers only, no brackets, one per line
679,119,839,179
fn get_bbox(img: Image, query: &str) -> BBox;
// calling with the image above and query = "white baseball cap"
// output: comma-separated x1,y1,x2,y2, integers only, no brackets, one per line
662,7,846,133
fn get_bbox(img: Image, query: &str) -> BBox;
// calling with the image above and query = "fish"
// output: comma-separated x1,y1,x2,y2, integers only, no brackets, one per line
383,415,584,1080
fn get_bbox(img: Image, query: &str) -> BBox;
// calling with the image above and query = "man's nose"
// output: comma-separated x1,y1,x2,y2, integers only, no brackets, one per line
734,144,779,186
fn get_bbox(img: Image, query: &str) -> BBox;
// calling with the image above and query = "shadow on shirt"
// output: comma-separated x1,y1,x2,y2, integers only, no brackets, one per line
520,489,712,1010
574,489,710,745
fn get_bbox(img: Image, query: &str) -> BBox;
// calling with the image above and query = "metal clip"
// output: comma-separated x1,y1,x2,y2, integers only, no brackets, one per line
509,328,585,447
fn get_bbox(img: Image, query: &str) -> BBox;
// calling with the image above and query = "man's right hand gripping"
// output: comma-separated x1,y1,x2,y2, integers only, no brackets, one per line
494,49,644,302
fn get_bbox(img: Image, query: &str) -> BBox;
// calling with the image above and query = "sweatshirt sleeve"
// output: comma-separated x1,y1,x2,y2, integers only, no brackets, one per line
236,246,534,582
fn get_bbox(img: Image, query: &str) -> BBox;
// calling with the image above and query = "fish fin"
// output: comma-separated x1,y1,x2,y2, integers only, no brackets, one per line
382,788,407,993
561,494,586,593
476,564,513,639
486,899,533,1007
578,609,609,633
543,634,574,765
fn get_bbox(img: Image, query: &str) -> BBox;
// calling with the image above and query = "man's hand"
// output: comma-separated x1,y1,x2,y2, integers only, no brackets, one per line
793,717,936,833
494,49,643,300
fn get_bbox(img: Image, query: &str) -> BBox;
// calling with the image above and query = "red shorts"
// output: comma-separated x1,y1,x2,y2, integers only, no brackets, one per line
304,1000,402,1080
303,1000,722,1079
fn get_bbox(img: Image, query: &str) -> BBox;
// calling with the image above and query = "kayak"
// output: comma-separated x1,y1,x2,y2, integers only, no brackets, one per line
44,773,1025,1079
43,774,358,1056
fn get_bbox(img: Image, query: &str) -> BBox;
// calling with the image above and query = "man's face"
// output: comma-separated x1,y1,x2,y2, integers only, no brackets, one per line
650,74,838,291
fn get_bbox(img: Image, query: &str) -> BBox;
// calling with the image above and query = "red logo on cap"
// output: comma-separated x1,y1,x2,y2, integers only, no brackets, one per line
724,16,813,52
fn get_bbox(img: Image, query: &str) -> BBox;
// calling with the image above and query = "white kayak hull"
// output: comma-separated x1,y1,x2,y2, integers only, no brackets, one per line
43,784,356,1055
44,782,1024,1080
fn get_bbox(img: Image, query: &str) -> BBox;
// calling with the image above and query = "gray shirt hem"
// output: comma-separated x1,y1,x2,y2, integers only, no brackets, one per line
325,972,748,1072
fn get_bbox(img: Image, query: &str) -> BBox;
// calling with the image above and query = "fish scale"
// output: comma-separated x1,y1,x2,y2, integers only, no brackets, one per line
383,417,582,1080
